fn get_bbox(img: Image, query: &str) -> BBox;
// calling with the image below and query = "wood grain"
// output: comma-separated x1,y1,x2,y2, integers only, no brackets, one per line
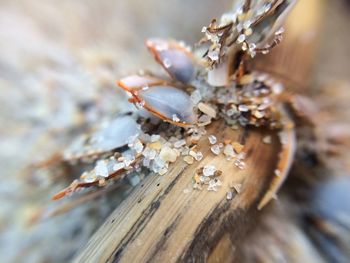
74,0,323,262
74,123,279,263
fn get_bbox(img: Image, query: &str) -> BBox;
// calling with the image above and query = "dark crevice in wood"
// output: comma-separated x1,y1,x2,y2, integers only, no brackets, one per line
112,165,188,262
146,213,183,262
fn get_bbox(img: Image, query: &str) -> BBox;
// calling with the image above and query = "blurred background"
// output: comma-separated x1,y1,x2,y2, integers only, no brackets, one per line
0,0,349,262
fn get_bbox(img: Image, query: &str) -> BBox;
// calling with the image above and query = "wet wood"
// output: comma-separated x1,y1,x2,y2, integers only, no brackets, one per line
74,0,323,262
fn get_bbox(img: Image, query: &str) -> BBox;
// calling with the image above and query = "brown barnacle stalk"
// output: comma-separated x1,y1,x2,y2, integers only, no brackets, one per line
202,0,296,86
51,154,143,200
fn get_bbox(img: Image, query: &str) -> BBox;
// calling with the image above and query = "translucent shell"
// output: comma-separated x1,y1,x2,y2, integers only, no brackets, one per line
90,115,141,151
146,38,195,84
137,86,197,126
63,115,140,161
118,74,167,92
118,74,197,127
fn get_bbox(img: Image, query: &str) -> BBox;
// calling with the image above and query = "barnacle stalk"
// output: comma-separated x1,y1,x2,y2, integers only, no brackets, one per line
202,0,296,86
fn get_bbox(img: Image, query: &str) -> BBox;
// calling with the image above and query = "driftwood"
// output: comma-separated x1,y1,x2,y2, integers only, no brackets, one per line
253,0,323,92
74,0,323,262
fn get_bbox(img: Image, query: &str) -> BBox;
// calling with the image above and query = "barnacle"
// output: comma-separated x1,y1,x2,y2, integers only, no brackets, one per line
47,0,309,212
201,0,295,64
202,0,295,86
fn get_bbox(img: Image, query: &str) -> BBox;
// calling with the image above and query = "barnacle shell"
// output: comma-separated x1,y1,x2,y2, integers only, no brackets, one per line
146,38,195,84
90,115,141,151
138,85,197,125
118,74,166,91
248,0,296,47
64,115,140,160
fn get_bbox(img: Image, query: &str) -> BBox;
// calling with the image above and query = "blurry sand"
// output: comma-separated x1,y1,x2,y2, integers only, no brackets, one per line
0,0,349,262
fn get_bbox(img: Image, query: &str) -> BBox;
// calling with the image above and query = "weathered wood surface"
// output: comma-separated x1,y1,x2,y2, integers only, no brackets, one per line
75,124,279,263
74,0,323,262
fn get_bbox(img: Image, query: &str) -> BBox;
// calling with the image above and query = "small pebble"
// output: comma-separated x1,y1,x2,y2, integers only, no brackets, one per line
275,169,281,177
133,140,144,153
211,145,221,155
232,142,244,153
198,102,217,118
174,139,186,148
208,135,217,144
159,146,178,163
183,155,194,164
149,141,162,150
238,74,253,85
253,110,265,119
203,164,216,177
263,135,272,144
150,134,160,142
190,151,203,161
172,114,180,122
238,104,249,112
223,144,235,158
